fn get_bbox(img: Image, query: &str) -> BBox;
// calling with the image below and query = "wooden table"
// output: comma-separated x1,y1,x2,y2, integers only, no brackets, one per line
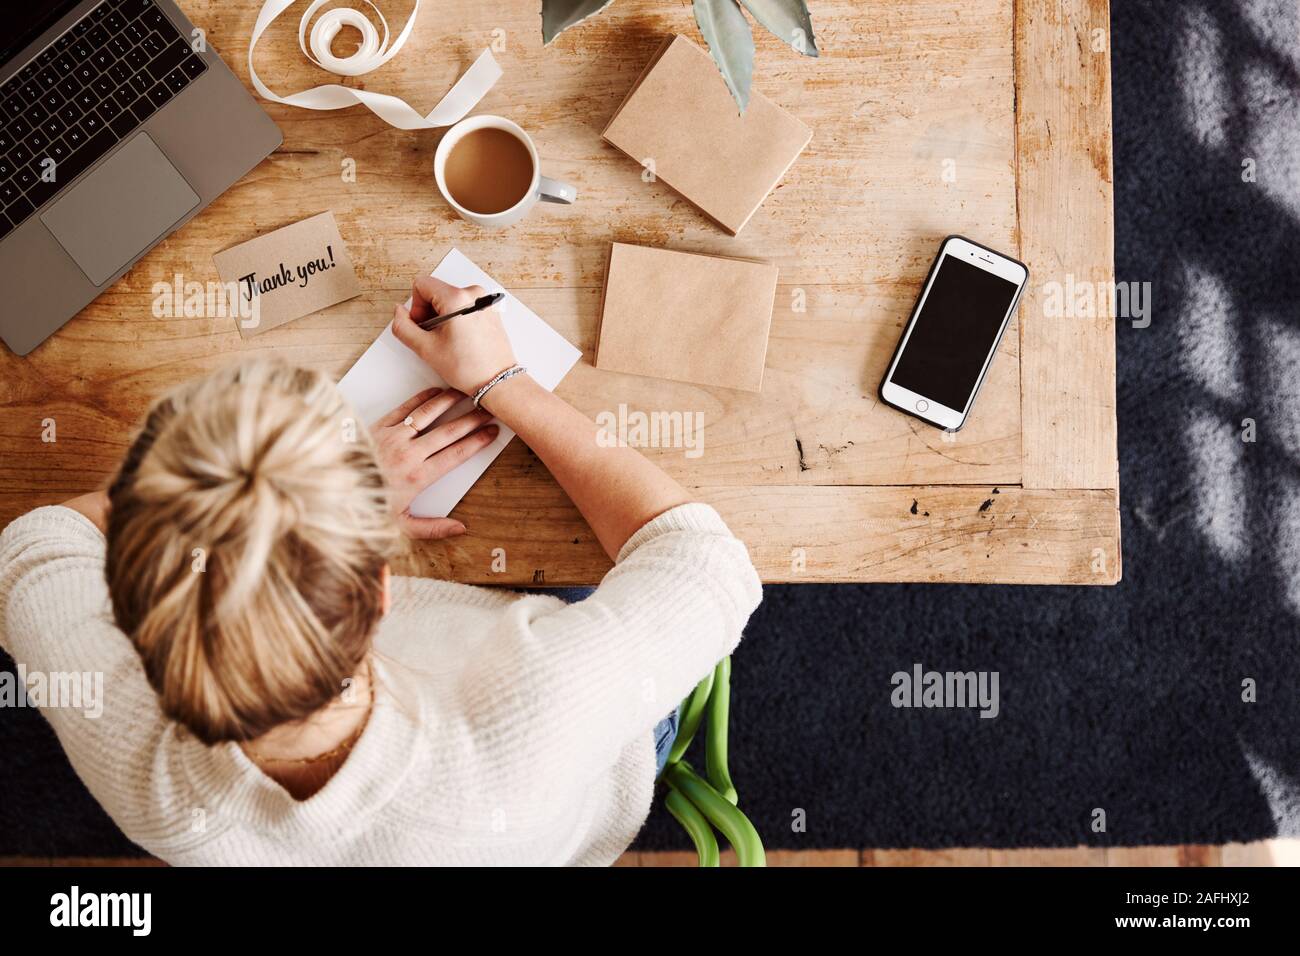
0,0,1120,586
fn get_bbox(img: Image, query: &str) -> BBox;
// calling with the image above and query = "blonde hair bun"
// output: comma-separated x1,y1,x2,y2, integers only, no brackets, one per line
106,359,398,744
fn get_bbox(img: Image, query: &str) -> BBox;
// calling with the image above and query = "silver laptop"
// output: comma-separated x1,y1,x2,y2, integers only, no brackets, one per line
0,0,282,355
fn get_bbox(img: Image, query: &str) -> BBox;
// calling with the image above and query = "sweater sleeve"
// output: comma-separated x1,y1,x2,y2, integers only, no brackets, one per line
458,503,762,791
1,507,117,668
0,506,171,830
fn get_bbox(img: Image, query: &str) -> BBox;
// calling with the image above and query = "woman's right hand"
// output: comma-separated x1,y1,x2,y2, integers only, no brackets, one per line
392,277,517,397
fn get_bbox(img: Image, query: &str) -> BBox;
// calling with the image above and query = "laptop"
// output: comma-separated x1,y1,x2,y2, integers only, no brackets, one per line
0,0,282,355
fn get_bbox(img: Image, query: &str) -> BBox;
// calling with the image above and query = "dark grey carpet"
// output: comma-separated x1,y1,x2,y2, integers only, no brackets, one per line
3,0,1298,856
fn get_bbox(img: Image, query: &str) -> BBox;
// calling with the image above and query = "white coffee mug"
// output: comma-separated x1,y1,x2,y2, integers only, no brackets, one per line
433,115,577,228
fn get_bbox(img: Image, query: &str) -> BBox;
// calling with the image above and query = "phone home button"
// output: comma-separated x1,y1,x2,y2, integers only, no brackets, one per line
915,400,929,413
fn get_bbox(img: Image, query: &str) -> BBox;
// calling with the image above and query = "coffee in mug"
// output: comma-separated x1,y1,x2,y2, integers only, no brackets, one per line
442,128,534,215
434,115,577,229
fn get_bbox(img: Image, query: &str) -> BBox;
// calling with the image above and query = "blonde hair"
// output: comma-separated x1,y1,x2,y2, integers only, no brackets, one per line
106,359,399,745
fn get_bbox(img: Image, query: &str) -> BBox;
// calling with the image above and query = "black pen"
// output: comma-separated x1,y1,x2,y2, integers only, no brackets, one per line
415,291,505,332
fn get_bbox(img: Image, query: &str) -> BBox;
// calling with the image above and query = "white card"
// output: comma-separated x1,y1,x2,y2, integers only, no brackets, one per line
337,248,582,517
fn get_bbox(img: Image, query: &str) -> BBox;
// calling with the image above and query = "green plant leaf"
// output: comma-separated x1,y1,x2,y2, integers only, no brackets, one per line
542,0,619,45
738,0,819,56
665,761,766,866
664,789,721,867
693,0,755,113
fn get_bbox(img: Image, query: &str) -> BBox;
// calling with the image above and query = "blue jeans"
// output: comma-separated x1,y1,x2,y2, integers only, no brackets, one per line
518,586,680,776
654,709,680,777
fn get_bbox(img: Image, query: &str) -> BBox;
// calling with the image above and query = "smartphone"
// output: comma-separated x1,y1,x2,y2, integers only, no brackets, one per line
879,236,1028,431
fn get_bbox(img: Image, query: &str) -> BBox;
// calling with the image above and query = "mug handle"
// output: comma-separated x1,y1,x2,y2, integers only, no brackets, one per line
538,176,577,205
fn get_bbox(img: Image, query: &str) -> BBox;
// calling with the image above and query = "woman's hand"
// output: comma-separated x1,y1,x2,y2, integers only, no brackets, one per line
388,275,689,562
391,277,517,397
370,387,498,539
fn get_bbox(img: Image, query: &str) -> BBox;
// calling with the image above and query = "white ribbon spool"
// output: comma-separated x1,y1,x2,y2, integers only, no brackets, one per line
248,0,501,130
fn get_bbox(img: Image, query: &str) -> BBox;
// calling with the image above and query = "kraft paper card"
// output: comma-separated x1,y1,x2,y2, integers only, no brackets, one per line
602,34,812,236
595,242,778,392
337,248,581,518
212,210,361,338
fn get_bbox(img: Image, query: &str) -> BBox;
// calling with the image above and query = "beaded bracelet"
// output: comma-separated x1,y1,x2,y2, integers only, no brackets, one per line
472,365,527,408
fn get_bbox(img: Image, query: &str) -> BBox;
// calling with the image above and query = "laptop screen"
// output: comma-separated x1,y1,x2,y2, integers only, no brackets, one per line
1,1,86,70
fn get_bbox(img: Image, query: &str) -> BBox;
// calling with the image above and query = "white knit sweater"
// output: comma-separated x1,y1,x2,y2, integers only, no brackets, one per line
0,503,761,865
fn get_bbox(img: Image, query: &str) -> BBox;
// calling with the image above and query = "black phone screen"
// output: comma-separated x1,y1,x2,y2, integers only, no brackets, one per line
891,255,1019,412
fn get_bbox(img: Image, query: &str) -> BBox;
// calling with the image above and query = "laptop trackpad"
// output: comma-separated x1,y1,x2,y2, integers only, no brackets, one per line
41,133,199,287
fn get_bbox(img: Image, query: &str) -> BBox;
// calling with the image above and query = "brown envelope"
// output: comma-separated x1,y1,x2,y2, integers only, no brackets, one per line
595,242,779,392
212,210,361,338
602,34,812,236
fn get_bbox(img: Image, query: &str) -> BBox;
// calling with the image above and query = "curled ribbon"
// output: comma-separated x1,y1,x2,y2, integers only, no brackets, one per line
248,0,501,130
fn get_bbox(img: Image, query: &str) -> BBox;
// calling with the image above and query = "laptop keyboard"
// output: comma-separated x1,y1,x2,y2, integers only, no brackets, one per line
0,0,207,241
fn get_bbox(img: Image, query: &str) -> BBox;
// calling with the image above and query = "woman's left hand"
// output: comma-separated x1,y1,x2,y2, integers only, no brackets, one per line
371,387,499,539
